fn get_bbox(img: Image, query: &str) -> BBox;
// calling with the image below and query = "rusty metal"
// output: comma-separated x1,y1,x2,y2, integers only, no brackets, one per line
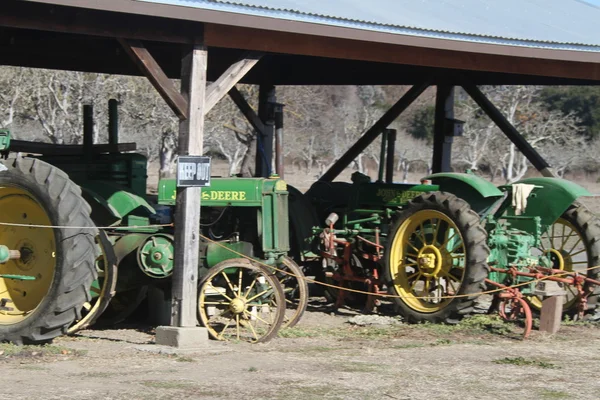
486,278,533,339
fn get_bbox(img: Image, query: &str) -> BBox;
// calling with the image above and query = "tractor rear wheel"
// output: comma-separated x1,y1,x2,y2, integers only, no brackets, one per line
0,158,97,344
385,191,490,323
531,204,600,315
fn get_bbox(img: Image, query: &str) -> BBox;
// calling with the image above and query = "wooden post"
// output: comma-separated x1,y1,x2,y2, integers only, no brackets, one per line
171,44,207,327
432,85,454,173
535,281,566,334
256,84,275,177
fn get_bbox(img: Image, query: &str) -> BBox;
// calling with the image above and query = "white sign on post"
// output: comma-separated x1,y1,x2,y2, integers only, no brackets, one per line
176,156,211,187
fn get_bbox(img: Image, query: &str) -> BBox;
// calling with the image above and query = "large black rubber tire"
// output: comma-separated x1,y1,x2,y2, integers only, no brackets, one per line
384,191,490,324
0,157,97,344
559,204,600,314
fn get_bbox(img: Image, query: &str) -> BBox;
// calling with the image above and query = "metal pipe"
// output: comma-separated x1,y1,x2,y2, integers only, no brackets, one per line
319,80,431,182
461,82,554,176
432,85,454,173
385,129,396,183
108,99,119,148
83,104,94,157
377,129,388,182
274,103,284,178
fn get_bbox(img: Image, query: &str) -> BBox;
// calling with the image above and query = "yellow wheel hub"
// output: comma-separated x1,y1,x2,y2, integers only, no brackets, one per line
389,210,466,313
0,187,56,324
229,297,246,314
417,245,443,277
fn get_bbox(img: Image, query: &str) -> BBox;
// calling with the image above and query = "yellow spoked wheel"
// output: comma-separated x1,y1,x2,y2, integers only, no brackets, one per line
198,258,285,343
275,256,308,329
0,158,97,344
530,204,600,314
385,192,489,323
68,231,117,334
0,187,56,324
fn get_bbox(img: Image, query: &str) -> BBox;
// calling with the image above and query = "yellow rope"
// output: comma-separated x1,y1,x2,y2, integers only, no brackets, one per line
0,220,597,301
198,233,600,301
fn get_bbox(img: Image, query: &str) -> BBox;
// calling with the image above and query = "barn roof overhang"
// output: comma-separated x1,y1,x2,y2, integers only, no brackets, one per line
1,0,599,85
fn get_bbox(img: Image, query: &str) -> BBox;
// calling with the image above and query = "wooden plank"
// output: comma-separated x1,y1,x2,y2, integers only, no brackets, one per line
1,0,204,44
118,38,189,120
172,44,208,327
204,52,262,115
9,140,136,155
539,296,564,334
205,24,600,83
228,87,265,134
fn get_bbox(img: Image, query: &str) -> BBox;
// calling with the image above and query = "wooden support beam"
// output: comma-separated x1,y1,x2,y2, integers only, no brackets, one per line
319,81,431,182
462,82,554,176
118,38,189,120
204,52,263,115
228,87,265,134
432,85,455,173
256,84,276,177
172,44,208,327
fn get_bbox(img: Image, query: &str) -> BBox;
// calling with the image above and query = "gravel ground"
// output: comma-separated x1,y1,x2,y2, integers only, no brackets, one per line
3,300,600,400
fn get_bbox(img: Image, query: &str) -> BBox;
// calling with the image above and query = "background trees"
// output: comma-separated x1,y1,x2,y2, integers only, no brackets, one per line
0,65,595,184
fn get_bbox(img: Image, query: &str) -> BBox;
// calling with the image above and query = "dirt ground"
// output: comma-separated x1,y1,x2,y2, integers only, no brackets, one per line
2,298,600,400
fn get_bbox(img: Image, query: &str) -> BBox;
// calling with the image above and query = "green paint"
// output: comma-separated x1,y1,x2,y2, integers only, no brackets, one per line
206,241,254,267
138,235,174,278
0,274,36,281
425,173,504,198
0,129,11,151
507,177,591,228
0,245,11,264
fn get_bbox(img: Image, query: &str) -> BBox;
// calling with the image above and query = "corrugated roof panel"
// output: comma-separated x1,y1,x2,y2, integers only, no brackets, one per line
137,0,600,51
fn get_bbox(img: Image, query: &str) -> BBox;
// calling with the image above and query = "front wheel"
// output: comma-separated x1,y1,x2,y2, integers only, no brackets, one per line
384,192,490,323
197,258,285,343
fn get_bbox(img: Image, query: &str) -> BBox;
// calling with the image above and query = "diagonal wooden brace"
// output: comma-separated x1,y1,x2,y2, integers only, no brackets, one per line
118,38,189,120
204,51,263,115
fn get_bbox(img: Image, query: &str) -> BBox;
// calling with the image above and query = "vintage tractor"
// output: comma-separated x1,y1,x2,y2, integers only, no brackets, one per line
291,137,600,334
0,128,307,344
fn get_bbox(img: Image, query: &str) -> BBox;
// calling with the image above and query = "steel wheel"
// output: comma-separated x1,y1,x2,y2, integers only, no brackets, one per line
276,256,308,329
385,192,489,323
68,231,117,333
198,258,285,343
531,204,600,314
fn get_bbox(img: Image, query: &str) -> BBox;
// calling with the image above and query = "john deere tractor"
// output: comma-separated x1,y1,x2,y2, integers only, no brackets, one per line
290,137,600,332
0,128,307,344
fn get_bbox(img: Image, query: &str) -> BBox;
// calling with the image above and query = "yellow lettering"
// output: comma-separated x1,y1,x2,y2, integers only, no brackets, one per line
240,192,247,201
217,191,225,200
231,192,239,200
210,192,218,200
201,191,209,200
225,191,231,200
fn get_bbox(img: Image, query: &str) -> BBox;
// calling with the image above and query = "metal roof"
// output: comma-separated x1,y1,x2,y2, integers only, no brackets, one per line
138,0,600,51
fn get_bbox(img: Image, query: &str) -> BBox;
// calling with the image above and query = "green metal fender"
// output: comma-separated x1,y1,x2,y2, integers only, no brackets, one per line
509,177,592,227
423,173,504,215
81,181,156,225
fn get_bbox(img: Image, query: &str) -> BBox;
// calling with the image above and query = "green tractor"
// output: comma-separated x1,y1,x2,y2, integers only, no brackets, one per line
0,129,307,344
290,139,600,335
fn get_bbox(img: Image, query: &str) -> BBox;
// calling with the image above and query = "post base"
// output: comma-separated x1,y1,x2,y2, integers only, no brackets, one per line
155,326,209,349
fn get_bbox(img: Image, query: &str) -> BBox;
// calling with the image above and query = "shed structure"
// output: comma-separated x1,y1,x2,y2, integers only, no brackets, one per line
1,0,599,344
